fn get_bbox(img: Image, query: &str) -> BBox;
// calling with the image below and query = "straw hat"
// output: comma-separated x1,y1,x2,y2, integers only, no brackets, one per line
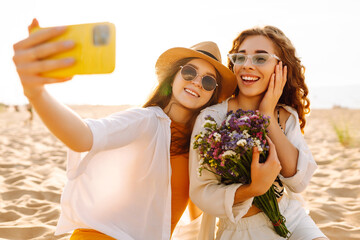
155,41,237,102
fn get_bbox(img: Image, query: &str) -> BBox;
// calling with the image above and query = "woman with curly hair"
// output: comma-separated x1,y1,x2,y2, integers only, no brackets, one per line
189,26,328,239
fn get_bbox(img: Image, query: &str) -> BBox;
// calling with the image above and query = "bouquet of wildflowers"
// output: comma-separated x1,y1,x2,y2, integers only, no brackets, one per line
193,109,290,237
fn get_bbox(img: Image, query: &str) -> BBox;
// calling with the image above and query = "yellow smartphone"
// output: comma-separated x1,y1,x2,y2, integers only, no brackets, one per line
31,22,116,78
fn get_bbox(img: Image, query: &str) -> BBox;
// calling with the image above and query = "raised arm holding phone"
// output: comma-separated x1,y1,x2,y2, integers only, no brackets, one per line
13,19,92,152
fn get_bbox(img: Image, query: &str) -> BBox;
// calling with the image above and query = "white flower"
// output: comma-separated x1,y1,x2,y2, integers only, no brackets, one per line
253,139,263,152
240,116,250,121
214,132,221,142
237,139,247,147
225,114,232,126
243,130,250,138
222,150,236,158
203,119,216,128
229,130,237,137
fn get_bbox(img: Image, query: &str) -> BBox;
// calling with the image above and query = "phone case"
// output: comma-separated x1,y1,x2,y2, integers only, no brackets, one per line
31,22,116,78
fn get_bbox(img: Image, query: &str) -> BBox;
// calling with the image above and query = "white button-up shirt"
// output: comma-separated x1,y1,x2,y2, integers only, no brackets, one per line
55,106,173,240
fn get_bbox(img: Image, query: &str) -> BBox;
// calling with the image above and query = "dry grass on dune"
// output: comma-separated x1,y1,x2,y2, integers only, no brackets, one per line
303,108,360,240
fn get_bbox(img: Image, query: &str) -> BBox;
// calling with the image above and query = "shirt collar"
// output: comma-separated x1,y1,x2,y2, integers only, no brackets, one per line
147,106,171,121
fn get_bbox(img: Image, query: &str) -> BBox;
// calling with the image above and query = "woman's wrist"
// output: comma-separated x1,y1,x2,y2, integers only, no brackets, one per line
248,181,268,197
259,108,275,119
24,86,45,102
234,183,259,204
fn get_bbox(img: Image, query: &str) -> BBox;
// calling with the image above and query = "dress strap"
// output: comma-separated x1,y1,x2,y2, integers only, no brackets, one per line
277,107,285,133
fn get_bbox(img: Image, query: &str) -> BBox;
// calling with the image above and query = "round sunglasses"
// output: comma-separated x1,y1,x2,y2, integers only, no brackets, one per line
180,65,218,91
228,53,280,66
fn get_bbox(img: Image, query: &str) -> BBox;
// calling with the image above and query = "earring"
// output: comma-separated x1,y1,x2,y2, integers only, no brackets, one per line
160,83,172,96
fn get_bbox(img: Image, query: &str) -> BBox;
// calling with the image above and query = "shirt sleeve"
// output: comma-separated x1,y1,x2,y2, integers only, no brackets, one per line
189,110,253,223
84,108,157,153
278,106,318,193
65,108,158,179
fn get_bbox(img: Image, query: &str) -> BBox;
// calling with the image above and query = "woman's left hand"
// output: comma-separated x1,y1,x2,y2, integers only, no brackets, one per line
259,61,287,117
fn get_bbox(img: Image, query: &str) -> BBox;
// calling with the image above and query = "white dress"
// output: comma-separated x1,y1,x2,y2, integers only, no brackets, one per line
189,99,324,240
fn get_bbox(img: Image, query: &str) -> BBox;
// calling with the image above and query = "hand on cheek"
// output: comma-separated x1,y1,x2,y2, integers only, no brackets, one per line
273,61,287,97
259,61,287,116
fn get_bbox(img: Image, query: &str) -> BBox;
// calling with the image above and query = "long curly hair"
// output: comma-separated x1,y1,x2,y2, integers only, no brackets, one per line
228,26,310,132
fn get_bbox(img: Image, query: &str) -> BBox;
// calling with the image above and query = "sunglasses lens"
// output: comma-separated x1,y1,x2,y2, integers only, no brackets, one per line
202,76,217,91
229,54,246,65
252,54,269,65
181,65,197,81
181,65,217,91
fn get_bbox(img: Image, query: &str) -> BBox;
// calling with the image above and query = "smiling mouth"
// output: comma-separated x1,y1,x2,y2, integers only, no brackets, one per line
241,76,260,85
241,76,260,82
185,88,199,97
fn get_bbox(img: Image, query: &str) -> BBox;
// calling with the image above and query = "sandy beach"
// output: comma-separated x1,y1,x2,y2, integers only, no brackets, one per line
0,105,359,240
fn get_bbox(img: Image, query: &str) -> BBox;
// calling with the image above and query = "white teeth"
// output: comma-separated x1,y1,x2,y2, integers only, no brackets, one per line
185,88,199,97
242,76,259,81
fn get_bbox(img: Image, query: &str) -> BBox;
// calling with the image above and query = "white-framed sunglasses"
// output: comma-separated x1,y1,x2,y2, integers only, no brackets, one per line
227,53,280,66
180,65,218,91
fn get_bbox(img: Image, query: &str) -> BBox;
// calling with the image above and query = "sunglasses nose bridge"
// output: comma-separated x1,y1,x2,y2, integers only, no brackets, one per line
191,74,203,87
242,56,254,67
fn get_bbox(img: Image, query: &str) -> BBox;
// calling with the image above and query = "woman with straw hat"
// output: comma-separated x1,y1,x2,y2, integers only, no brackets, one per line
12,19,265,239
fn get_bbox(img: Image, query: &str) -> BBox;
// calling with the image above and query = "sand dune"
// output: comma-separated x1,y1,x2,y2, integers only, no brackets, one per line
302,109,360,240
0,105,359,240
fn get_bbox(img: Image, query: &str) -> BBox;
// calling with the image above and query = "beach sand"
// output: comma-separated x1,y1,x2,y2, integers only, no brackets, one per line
0,105,359,240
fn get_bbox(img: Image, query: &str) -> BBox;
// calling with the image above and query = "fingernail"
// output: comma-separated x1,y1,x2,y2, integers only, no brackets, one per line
63,41,75,47
64,58,75,64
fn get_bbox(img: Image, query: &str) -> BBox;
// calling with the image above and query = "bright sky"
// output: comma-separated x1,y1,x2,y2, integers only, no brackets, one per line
1,0,360,108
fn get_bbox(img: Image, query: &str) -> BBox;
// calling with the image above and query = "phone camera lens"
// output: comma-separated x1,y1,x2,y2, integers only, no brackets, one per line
93,25,110,46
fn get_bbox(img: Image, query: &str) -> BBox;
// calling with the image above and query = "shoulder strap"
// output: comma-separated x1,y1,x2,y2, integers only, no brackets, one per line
277,107,285,133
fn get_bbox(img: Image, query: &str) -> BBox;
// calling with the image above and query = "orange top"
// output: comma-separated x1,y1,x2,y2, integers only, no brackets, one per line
170,121,191,234
70,229,116,240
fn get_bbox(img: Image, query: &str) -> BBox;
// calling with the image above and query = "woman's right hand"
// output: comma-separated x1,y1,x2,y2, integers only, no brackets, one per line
249,136,282,196
13,19,75,100
11,19,93,152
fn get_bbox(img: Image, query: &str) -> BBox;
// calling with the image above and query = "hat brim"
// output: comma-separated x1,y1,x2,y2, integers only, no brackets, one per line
155,47,237,102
